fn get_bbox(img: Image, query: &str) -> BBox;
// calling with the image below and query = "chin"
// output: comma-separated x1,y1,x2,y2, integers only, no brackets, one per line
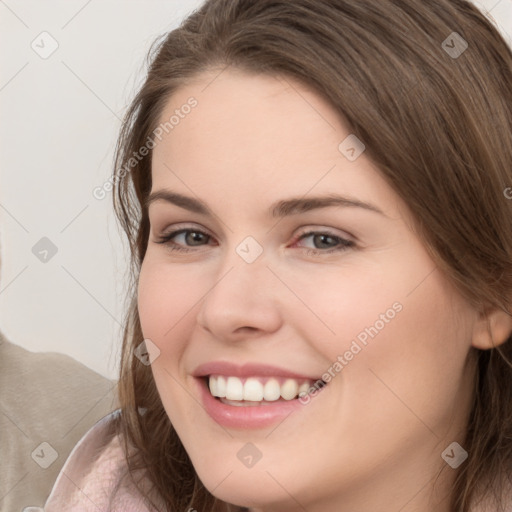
203,478,288,511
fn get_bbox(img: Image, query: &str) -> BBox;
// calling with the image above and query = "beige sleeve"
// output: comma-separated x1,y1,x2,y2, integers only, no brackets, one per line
0,336,120,511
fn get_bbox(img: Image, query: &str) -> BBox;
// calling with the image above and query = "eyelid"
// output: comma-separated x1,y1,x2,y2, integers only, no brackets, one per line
156,222,213,238
293,225,355,242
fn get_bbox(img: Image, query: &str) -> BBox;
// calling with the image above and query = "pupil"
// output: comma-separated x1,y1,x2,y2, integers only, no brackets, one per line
188,232,205,245
316,234,333,248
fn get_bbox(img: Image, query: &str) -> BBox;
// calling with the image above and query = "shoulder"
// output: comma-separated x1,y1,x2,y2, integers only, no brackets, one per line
0,332,111,387
44,410,157,511
0,334,119,511
0,335,116,420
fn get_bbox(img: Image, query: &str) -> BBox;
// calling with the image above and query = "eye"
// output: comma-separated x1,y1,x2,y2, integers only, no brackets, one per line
154,228,213,252
153,226,355,255
291,230,355,255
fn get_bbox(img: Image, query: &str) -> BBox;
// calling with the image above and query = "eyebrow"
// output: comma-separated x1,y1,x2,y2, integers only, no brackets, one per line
145,190,386,218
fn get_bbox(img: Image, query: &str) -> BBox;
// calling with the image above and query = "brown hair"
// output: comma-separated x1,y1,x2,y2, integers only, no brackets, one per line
111,1,512,510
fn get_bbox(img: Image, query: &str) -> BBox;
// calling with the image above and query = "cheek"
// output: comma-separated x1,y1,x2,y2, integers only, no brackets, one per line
137,257,199,350
283,259,404,361
136,258,201,418
298,249,472,428
335,272,472,436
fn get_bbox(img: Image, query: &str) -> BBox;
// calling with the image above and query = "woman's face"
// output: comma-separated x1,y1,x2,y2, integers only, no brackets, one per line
138,68,479,511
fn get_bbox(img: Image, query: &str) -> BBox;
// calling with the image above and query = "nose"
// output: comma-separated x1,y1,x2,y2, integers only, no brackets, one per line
195,250,283,342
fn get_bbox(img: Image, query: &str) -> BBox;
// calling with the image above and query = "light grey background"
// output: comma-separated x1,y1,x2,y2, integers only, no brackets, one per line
1,0,511,380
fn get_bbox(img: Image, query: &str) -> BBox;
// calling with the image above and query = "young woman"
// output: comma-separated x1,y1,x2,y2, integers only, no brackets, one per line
45,0,512,511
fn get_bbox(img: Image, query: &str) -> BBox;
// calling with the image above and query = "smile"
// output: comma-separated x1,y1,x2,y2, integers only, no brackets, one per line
208,375,325,404
193,361,328,428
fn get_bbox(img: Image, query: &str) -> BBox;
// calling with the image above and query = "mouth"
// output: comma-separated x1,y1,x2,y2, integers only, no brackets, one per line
205,374,327,406
192,361,329,428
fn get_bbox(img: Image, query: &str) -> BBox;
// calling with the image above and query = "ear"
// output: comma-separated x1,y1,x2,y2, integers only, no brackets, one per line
471,305,512,350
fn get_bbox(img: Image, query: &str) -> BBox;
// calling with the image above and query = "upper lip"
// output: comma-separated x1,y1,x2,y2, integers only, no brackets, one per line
192,361,323,381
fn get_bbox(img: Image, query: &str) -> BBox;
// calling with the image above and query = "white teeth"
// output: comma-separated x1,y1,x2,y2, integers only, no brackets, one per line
225,376,244,400
209,376,218,396
217,375,227,397
263,378,281,401
298,381,310,396
243,378,264,401
207,375,321,402
280,379,299,400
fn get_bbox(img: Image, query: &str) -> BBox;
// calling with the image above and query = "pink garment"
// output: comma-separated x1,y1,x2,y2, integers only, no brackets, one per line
44,410,165,511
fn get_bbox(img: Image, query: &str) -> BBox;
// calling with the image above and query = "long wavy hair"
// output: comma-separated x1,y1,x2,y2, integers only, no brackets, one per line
110,1,512,510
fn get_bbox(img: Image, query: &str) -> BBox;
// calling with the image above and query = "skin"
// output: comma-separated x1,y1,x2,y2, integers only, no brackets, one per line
137,67,512,512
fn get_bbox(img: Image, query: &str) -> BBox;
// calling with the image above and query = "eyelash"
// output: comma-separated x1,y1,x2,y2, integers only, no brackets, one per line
154,227,355,256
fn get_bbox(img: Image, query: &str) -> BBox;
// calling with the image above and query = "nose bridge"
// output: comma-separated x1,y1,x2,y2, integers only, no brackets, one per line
196,238,282,336
207,239,271,309
213,233,271,296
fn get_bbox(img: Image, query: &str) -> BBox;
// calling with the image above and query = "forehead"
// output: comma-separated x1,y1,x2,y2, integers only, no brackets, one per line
149,68,408,224
152,67,345,166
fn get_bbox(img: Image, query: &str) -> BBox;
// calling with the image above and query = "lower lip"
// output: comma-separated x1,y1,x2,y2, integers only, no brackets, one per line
195,377,325,429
